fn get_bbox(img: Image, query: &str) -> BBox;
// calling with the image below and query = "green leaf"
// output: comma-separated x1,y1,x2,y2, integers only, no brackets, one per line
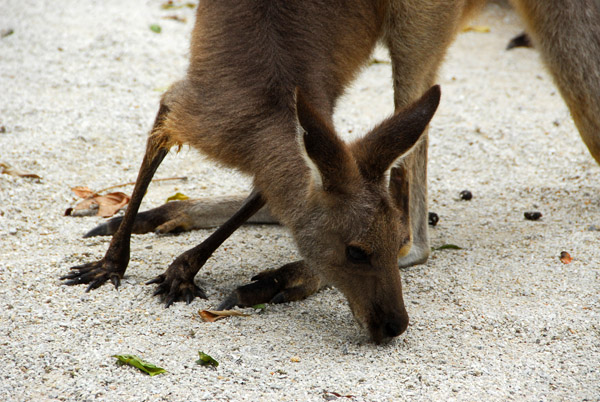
166,192,189,202
432,244,463,251
149,24,162,34
113,354,167,376
196,351,219,368
252,304,266,310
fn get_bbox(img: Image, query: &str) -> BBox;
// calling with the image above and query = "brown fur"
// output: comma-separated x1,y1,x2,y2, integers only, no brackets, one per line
66,0,600,343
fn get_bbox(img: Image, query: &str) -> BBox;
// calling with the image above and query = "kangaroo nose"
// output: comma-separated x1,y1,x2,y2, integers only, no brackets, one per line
384,316,409,338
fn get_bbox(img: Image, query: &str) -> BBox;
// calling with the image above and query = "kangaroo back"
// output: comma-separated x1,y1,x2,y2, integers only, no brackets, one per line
158,0,387,174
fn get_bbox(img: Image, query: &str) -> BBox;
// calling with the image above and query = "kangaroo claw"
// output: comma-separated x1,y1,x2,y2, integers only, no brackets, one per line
61,259,125,291
146,269,207,307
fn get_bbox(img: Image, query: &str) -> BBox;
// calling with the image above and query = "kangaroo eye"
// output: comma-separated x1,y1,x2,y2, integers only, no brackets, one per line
346,245,370,264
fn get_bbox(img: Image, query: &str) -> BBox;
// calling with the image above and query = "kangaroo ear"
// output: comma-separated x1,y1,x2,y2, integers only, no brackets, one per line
295,88,359,193
351,85,441,183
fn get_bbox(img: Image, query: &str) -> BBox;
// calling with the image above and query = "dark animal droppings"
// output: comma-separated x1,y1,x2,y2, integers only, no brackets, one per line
524,211,542,221
428,212,439,227
459,190,472,201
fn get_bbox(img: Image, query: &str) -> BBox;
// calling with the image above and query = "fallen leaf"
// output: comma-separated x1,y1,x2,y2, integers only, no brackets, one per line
462,25,491,33
199,309,249,322
166,192,189,202
113,354,166,376
252,304,266,310
161,1,196,10
0,28,14,38
71,186,95,199
196,351,219,367
559,251,573,264
68,190,130,218
324,391,355,399
149,24,162,33
0,162,41,179
432,244,463,251
162,15,187,23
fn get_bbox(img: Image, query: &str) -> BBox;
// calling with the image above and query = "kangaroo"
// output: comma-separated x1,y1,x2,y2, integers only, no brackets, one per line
62,0,600,343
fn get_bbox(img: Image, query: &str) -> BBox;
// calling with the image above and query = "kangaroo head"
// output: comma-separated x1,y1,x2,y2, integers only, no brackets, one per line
293,86,440,343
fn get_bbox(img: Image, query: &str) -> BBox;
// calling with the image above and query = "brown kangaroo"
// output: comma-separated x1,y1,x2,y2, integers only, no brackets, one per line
63,0,600,343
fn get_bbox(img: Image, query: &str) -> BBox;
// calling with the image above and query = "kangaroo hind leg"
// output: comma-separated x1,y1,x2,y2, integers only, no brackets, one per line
84,195,277,237
384,1,475,267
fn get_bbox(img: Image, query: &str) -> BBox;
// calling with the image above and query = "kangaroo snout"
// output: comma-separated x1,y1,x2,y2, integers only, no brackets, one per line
340,267,410,343
384,314,409,338
366,306,409,344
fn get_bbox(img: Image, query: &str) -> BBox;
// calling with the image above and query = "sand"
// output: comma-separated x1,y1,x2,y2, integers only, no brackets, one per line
1,1,598,401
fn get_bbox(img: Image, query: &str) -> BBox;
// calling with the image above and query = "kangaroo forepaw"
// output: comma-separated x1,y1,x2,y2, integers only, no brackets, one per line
60,259,124,291
217,260,322,309
146,261,207,307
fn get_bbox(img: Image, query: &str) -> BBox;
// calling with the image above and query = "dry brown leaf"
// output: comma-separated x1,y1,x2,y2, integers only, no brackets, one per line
96,192,131,217
71,186,96,199
199,309,249,322
162,15,187,23
0,162,41,179
559,251,573,264
324,391,355,399
68,191,130,217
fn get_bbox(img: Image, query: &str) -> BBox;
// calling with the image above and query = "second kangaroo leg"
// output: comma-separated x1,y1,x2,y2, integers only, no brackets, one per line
61,104,171,290
84,195,277,237
147,190,266,307
385,1,474,267
510,0,600,164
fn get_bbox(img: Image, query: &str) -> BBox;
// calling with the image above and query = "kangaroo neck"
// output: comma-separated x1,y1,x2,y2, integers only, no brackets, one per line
249,120,315,229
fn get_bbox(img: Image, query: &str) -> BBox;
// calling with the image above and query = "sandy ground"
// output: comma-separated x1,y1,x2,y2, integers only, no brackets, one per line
1,1,599,401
